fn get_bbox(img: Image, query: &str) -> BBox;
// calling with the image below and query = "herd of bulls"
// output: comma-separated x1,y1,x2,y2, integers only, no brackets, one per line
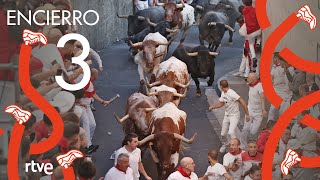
115,0,243,179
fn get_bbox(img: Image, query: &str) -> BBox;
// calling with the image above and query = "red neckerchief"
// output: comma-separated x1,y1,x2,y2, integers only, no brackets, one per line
248,80,260,87
115,164,127,174
230,148,242,156
177,166,191,179
299,123,307,129
79,177,87,180
58,137,69,153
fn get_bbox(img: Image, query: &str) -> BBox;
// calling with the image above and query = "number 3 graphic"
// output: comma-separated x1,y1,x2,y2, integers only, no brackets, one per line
56,33,91,91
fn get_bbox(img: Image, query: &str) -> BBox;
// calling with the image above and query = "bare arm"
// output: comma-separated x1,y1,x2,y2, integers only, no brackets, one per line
92,93,110,106
19,83,59,105
198,174,209,180
259,92,267,117
223,172,233,180
209,101,225,110
238,97,249,116
138,162,151,179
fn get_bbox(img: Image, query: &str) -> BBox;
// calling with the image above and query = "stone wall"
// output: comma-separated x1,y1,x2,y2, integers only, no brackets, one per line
71,0,133,49
262,0,320,61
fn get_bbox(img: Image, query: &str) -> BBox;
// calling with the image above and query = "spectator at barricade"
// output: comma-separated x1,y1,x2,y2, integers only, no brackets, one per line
35,107,59,142
209,80,250,153
105,153,134,180
167,157,198,180
241,139,262,178
306,73,319,92
256,120,275,154
114,133,151,180
240,73,267,149
268,52,292,121
199,149,233,180
223,138,244,180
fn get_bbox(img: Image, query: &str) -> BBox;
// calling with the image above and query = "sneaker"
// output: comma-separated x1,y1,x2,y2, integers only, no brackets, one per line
233,72,244,77
252,58,258,68
219,144,228,153
280,149,301,176
86,145,99,154
296,5,317,30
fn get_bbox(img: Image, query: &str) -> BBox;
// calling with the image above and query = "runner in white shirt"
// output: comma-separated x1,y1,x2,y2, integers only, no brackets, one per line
269,52,292,121
223,138,244,180
105,153,134,180
167,157,198,180
114,133,151,180
199,149,233,180
209,80,250,153
240,73,267,149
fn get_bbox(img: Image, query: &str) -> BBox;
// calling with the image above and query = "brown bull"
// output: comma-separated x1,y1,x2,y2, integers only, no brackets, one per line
114,92,159,138
139,102,197,180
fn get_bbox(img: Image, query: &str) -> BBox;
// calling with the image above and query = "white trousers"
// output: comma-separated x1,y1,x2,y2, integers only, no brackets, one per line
240,110,263,149
239,53,250,76
136,1,149,10
221,113,240,145
239,23,262,59
80,98,96,147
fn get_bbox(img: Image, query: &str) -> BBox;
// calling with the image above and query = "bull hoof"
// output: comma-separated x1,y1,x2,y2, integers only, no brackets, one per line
150,74,156,83
207,81,213,87
196,90,201,96
228,41,233,45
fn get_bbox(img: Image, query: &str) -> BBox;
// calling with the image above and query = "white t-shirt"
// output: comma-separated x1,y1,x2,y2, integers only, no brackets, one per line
244,175,253,180
167,171,198,180
205,163,228,180
104,166,134,180
271,65,290,99
248,83,264,113
114,146,142,179
223,151,244,180
219,89,240,115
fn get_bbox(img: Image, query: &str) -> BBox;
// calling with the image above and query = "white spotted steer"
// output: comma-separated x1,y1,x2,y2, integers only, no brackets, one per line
130,32,169,85
138,102,197,180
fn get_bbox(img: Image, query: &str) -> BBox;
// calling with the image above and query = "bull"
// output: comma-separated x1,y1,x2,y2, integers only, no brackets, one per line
146,84,186,106
130,32,169,85
172,44,218,96
156,0,195,44
138,102,197,180
197,0,242,50
114,92,159,139
147,56,190,105
117,7,165,36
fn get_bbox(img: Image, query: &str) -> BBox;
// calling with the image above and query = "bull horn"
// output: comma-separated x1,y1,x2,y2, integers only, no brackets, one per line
146,18,157,27
187,52,198,57
156,42,170,46
195,5,204,10
145,107,157,112
114,113,130,123
225,5,231,8
139,134,155,146
176,3,185,8
147,80,161,88
149,143,159,163
208,22,217,26
145,85,158,96
174,80,191,88
173,132,197,144
166,28,179,33
128,40,143,48
225,24,235,32
209,51,219,56
137,16,146,20
116,12,129,19
155,0,165,6
174,90,187,98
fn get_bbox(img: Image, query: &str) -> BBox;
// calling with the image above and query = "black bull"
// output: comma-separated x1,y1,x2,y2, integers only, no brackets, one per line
117,7,165,36
172,45,218,95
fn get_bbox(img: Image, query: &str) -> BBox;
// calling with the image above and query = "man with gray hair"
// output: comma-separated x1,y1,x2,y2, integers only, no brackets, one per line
104,153,134,180
167,157,198,180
